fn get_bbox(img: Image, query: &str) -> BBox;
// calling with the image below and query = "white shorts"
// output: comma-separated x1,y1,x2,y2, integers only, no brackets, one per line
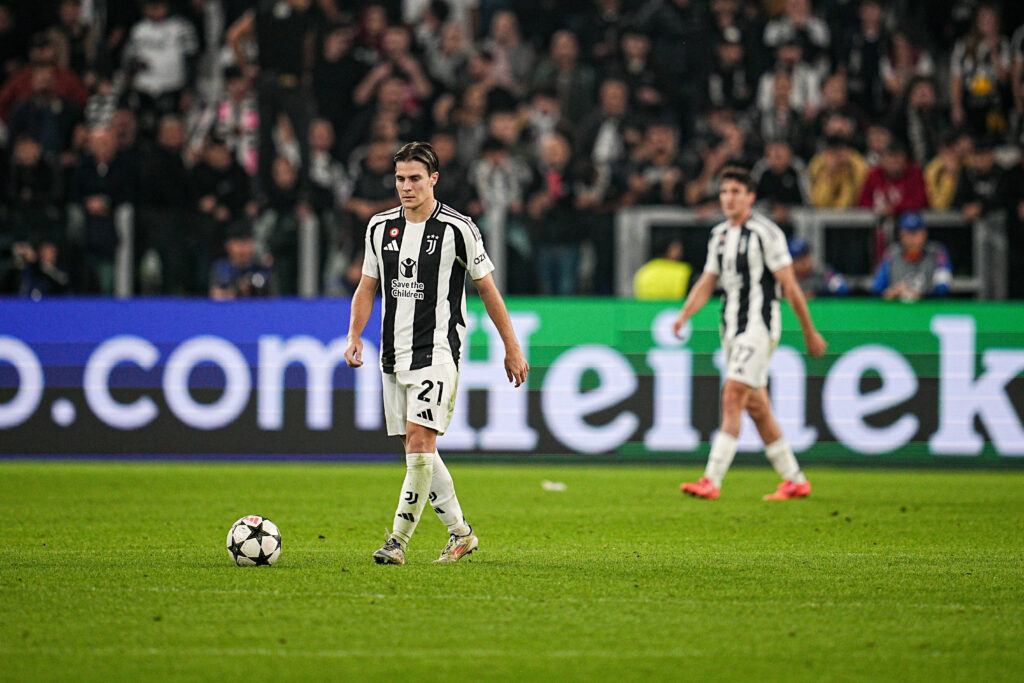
382,363,459,436
722,328,778,389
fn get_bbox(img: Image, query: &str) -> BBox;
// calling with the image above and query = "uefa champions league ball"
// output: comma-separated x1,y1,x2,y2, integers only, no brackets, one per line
227,515,282,566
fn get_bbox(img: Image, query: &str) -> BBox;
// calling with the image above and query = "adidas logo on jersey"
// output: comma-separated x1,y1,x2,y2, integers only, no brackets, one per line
383,241,399,252
416,409,434,422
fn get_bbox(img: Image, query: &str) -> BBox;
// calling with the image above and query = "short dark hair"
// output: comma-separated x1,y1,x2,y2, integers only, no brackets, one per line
718,166,756,192
393,141,439,175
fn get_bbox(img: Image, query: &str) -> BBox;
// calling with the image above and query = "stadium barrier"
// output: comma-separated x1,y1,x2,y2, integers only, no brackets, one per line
2,298,1022,463
615,207,1006,299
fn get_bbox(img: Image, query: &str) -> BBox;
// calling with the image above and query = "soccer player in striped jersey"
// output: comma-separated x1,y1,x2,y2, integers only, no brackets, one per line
345,141,529,564
673,167,828,500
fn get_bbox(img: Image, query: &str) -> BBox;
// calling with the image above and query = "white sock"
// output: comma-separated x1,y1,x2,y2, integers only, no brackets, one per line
430,450,470,537
704,432,738,488
391,452,433,545
765,438,806,484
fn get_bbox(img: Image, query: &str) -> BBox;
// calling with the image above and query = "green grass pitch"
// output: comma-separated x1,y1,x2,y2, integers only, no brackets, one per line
2,462,1022,682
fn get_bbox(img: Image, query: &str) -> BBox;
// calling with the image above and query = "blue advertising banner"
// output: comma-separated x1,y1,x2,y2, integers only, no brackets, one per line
2,298,1022,462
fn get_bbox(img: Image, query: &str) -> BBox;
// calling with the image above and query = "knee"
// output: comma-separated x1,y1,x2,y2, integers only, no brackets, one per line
721,386,746,416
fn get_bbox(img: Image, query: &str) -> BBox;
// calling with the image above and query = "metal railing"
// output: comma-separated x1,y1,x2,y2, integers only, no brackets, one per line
615,206,1006,299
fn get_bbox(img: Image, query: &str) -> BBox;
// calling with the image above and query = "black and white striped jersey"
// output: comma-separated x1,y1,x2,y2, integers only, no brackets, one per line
703,211,792,341
362,201,494,374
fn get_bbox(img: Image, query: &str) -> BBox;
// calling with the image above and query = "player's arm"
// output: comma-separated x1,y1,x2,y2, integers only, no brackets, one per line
774,264,827,358
474,273,529,388
673,270,718,337
225,10,255,72
344,274,378,367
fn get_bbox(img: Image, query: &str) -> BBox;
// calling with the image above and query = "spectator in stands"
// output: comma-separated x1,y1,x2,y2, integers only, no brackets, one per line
999,141,1024,298
69,125,135,294
7,64,82,158
6,136,62,244
257,156,306,295
756,40,822,122
838,0,887,118
341,75,427,162
138,115,195,294
2,239,70,297
703,29,755,114
227,0,317,200
532,29,597,125
345,137,400,225
48,0,101,83
686,119,757,209
0,33,88,122
950,4,1012,136
578,77,636,173
812,72,865,154
604,26,669,120
863,122,893,167
527,132,580,296
209,221,276,300
622,120,689,207
480,9,536,96
313,19,368,150
1013,23,1024,134
788,236,849,298
0,3,27,81
925,130,970,209
753,69,807,156
763,0,832,77
574,0,629,71
752,139,810,228
192,135,253,287
808,135,868,208
890,77,948,166
190,66,259,177
633,237,691,300
872,211,952,301
429,128,473,210
121,0,198,138
468,136,534,293
954,135,1004,223
859,139,928,217
424,21,471,92
881,31,936,114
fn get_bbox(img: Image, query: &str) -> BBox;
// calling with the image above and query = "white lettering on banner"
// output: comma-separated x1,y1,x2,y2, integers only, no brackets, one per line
354,340,382,430
0,336,44,428
930,316,1024,456
440,312,539,450
164,336,250,430
822,345,918,454
645,311,699,451
258,336,350,430
542,345,639,454
766,347,818,452
83,336,159,430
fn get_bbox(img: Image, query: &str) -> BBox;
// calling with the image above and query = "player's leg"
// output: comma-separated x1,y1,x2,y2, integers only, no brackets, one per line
430,450,478,563
746,387,811,500
373,372,435,564
682,378,751,498
429,451,470,536
388,421,436,547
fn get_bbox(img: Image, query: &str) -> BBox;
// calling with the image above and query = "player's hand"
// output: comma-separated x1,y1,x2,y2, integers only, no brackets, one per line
805,331,827,359
672,313,688,338
505,348,529,388
344,339,363,368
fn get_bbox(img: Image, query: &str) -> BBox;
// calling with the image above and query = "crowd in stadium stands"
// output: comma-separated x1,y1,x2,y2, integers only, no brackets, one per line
1,0,1024,299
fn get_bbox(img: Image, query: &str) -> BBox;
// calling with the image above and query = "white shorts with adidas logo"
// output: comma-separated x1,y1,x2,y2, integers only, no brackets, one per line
382,362,459,436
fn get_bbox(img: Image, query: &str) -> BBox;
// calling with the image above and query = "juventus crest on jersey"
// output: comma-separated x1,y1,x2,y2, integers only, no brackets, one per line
703,211,793,340
362,202,494,374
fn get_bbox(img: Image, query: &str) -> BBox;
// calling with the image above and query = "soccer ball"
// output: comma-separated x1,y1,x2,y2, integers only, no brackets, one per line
227,515,282,566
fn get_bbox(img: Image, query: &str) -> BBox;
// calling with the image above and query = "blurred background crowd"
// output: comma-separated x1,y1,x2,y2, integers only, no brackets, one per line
1,0,1023,300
